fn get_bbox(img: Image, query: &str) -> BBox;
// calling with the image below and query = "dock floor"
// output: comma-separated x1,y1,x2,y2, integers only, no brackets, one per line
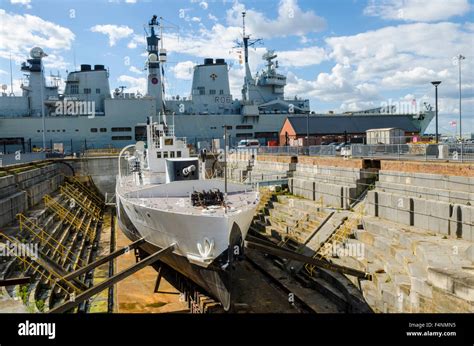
115,224,189,313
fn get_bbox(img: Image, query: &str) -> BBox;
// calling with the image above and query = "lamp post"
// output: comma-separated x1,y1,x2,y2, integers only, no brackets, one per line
222,125,228,201
41,63,46,150
431,81,441,143
454,54,465,141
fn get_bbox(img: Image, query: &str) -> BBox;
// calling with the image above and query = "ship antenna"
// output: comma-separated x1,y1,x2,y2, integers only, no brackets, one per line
238,11,262,101
159,16,164,49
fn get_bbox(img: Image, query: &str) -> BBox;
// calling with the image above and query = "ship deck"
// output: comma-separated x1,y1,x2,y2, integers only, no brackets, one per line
125,193,257,216
118,176,258,216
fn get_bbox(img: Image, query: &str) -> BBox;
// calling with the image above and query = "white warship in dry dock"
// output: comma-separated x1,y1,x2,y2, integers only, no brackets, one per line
115,112,259,310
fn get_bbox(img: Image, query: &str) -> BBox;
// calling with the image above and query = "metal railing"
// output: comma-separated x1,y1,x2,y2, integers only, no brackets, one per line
258,145,336,156
256,143,474,162
351,143,474,162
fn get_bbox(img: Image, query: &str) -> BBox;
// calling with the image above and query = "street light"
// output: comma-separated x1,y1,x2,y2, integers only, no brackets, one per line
454,54,465,141
431,81,441,143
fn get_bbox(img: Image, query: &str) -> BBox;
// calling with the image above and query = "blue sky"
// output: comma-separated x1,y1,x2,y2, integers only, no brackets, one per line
0,0,473,135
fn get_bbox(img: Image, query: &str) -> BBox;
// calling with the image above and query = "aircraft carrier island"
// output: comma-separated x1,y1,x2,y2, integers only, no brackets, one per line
0,4,473,345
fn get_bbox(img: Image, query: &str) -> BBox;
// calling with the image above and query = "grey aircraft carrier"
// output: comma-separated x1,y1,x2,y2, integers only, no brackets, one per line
0,14,434,153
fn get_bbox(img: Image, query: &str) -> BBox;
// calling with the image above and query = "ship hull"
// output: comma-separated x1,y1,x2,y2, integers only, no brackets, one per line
116,185,255,310
118,213,236,310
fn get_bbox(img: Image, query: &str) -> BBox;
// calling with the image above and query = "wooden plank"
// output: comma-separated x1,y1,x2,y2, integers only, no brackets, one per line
0,277,31,287
245,236,371,280
62,238,145,281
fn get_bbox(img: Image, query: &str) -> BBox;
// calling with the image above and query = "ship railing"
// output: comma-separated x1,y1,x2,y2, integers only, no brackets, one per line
164,125,175,137
117,144,138,184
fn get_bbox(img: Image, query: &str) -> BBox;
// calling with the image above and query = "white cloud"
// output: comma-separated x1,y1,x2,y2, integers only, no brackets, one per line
324,22,474,90
162,25,241,60
0,10,74,65
228,66,246,98
282,20,473,120
171,61,195,80
277,46,327,67
226,0,326,38
381,67,445,87
199,1,208,10
117,75,146,94
132,0,327,75
364,0,471,22
43,54,70,70
10,0,31,8
129,65,144,74
191,17,201,23
1,77,25,95
127,34,146,49
90,24,133,46
208,13,218,22
285,64,371,104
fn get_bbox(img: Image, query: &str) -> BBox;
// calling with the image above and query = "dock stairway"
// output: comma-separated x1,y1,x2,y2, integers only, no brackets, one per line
0,176,107,312
247,188,372,312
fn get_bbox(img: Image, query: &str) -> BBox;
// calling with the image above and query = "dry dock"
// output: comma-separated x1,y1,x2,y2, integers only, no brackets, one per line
0,152,473,313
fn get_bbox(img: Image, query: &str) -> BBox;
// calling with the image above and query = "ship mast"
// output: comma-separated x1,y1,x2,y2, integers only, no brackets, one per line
146,15,166,124
240,11,261,102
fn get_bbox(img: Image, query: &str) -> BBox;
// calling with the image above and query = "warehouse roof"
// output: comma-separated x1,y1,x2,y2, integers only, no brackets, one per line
283,115,419,135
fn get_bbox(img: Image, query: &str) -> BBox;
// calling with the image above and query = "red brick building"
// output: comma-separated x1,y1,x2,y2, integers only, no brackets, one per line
279,115,420,146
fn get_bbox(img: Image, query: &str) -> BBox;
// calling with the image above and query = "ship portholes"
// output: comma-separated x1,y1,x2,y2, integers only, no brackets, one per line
197,237,214,258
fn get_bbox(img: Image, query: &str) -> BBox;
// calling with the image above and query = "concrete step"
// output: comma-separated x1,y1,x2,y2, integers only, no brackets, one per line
366,189,474,241
379,170,474,194
363,216,473,264
376,180,473,205
305,211,349,253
